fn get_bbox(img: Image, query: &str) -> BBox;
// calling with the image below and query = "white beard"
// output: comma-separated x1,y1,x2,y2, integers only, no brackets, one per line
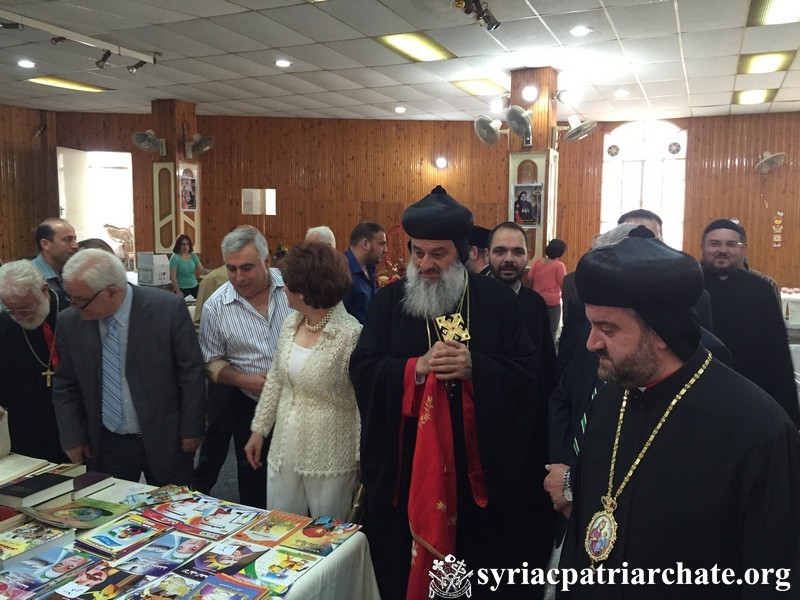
402,260,467,320
13,295,51,331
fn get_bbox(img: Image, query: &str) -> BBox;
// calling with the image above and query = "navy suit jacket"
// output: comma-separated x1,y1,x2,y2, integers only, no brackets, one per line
53,285,205,482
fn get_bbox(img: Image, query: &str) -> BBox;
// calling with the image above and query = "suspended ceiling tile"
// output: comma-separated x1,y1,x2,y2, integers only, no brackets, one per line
687,75,735,94
198,54,281,78
741,24,800,54
127,0,248,18
783,71,800,87
607,2,678,39
370,85,431,101
729,102,772,114
681,28,744,59
331,67,401,88
734,72,787,91
302,91,363,107
404,98,458,113
325,39,408,67
378,0,472,31
632,61,686,82
621,35,681,64
690,92,733,106
318,0,415,37
416,58,481,81
438,95,489,110
643,80,686,97
257,73,327,94
684,55,738,78
95,25,224,59
161,19,267,53
64,0,194,25
527,0,600,16
209,11,314,47
314,106,363,118
373,63,443,85
775,88,800,102
293,70,363,91
691,105,730,116
159,58,244,81
676,0,749,32
261,4,362,42
188,81,260,99
409,81,470,99
341,104,396,118
770,100,800,112
219,77,293,97
648,95,690,109
235,49,319,72
430,110,472,120
336,87,397,104
536,10,616,46
279,44,363,70
153,84,227,102
1,2,149,34
427,25,506,57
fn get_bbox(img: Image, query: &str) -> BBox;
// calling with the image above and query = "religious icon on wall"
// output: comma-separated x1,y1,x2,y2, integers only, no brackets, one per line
179,168,197,212
512,183,542,227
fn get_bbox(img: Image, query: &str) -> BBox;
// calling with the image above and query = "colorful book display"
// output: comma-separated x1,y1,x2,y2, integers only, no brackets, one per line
229,547,321,596
122,486,195,509
75,514,169,560
231,511,310,548
42,561,146,600
21,498,129,530
141,495,262,542
176,541,267,582
0,547,97,599
114,534,208,577
120,572,201,600
279,516,361,557
179,574,264,600
0,522,75,568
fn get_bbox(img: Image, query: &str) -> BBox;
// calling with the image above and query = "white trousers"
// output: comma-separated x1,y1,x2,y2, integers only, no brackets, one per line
266,408,358,521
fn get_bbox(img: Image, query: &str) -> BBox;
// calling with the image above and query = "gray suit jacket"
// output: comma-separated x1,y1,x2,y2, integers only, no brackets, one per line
53,285,206,482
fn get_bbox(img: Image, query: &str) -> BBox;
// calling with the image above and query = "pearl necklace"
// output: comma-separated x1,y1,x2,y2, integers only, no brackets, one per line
304,307,334,332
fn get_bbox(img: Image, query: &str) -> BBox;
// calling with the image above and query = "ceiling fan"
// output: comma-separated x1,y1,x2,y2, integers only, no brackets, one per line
755,151,787,173
473,116,508,146
564,115,597,142
506,105,533,148
185,133,215,159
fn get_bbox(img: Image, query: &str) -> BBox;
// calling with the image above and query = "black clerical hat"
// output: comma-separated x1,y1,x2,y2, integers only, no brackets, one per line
703,218,746,240
402,186,473,241
576,231,703,360
468,226,490,249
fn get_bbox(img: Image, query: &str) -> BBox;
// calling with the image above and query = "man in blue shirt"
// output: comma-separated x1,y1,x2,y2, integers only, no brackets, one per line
343,221,386,323
31,218,78,299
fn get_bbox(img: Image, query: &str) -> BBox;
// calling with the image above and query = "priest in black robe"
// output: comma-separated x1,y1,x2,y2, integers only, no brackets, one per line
700,218,800,427
0,260,69,463
559,231,800,598
350,187,541,600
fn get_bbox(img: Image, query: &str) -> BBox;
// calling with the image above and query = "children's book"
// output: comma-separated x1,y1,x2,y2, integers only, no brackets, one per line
278,516,361,557
231,511,310,549
228,547,320,596
41,562,146,600
141,495,262,541
113,534,208,577
178,574,265,600
21,498,129,529
175,542,267,582
119,573,201,600
0,547,97,599
75,514,170,559
0,522,75,568
122,486,194,509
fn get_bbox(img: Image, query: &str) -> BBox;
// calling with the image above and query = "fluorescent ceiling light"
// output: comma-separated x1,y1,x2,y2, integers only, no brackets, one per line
747,0,800,25
734,89,776,104
376,33,455,62
613,89,631,99
18,59,35,68
454,79,506,96
569,25,593,37
28,77,108,92
394,106,407,114
275,59,292,68
738,51,796,74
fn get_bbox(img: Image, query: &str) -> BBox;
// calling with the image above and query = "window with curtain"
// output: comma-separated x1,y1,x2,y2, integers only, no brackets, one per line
600,120,687,250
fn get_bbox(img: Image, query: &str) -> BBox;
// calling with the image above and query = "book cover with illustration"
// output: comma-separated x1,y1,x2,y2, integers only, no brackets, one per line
178,574,265,600
141,496,262,541
75,514,169,559
0,522,75,568
122,486,194,509
114,534,208,577
0,547,98,599
42,562,146,600
175,542,267,582
21,498,129,530
278,516,360,556
119,572,201,600
231,511,310,548
228,547,320,596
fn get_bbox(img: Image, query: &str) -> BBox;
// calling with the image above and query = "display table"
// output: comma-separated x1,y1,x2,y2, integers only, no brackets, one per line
781,293,800,328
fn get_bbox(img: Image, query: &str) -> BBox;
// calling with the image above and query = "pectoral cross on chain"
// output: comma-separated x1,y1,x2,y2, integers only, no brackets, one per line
435,314,471,342
42,367,54,387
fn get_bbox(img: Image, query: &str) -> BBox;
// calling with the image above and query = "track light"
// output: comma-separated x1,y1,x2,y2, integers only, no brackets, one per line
476,5,500,30
95,50,111,69
0,22,24,30
127,60,146,74
51,36,66,44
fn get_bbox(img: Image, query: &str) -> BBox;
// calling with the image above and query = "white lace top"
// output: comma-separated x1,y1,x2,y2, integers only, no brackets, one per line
250,302,362,476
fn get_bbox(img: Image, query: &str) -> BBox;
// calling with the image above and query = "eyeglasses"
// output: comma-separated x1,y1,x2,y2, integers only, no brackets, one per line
705,240,743,249
73,288,106,310
5,306,37,318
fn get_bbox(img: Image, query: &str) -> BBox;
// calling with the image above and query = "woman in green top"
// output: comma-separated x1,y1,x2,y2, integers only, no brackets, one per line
169,234,209,298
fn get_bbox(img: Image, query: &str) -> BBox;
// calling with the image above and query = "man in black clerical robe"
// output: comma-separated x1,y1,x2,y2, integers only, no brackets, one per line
559,231,800,598
350,187,540,600
0,260,69,463
700,219,800,427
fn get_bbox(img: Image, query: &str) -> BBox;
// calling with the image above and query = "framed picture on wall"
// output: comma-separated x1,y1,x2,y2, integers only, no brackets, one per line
511,183,542,227
178,163,198,212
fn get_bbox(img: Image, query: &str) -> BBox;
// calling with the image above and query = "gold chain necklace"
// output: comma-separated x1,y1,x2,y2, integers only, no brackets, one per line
585,350,712,568
425,269,471,349
20,290,59,387
304,307,334,332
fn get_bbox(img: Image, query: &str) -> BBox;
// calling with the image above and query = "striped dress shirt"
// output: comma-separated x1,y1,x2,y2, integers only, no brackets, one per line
199,268,293,400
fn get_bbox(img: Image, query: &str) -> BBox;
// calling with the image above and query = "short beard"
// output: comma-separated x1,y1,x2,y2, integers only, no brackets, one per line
13,296,51,331
597,330,660,388
402,261,467,321
700,260,739,277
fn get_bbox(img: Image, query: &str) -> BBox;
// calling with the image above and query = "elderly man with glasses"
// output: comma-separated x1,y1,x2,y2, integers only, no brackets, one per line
52,249,206,485
0,260,69,462
700,219,800,427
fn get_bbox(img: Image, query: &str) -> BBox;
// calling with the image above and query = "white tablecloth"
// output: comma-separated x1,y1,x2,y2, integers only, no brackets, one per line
781,293,800,328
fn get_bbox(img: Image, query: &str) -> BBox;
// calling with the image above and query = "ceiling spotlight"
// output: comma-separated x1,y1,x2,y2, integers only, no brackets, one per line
127,60,146,74
522,85,538,102
275,59,292,68
51,36,66,44
18,59,35,69
0,22,24,31
452,0,466,7
95,50,112,69
476,4,501,30
613,88,630,99
569,25,592,37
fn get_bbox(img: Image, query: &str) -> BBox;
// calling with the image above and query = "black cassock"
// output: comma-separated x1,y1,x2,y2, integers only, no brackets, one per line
0,292,69,463
704,269,800,427
561,347,800,599
350,273,548,600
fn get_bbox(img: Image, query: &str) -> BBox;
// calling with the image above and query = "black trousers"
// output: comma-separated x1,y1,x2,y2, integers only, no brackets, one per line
192,381,235,494
98,428,192,487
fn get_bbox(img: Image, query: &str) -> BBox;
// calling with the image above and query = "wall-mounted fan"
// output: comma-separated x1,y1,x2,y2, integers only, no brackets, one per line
132,130,166,156
506,105,532,148
755,151,787,173
565,115,597,142
473,116,508,146
185,133,215,159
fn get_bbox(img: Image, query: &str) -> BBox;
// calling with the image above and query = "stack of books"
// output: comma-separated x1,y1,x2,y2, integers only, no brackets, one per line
74,514,169,560
0,521,76,568
0,473,74,508
0,546,98,600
